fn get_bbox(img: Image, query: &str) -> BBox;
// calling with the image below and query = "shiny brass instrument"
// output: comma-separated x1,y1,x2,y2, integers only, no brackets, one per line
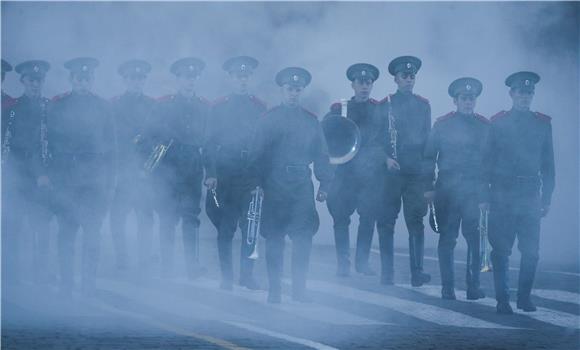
40,101,50,167
428,203,440,233
246,186,263,260
1,110,15,164
479,208,492,272
144,139,174,173
211,188,220,208
387,95,398,160
321,99,361,165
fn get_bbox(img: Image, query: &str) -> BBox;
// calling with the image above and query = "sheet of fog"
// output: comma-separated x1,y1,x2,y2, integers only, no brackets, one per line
0,1,578,334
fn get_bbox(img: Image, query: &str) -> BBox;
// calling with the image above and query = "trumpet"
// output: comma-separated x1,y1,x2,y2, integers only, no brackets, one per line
211,188,220,208
246,186,263,260
144,139,174,173
479,208,492,272
2,110,15,164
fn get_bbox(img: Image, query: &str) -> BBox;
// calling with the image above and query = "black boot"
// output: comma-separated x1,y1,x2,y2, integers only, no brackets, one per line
410,233,431,287
218,239,233,290
334,226,351,277
355,217,375,276
292,236,313,302
517,254,538,312
496,301,514,315
240,258,261,290
378,226,394,285
491,252,510,306
438,245,455,299
466,241,485,300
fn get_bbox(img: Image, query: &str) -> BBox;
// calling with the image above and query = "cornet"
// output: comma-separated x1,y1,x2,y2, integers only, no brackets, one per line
144,139,174,173
479,208,492,272
246,186,263,260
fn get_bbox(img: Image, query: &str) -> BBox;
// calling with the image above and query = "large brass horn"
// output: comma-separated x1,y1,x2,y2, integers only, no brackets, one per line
321,99,361,165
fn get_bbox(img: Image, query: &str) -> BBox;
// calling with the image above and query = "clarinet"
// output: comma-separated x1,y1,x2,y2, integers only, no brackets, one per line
40,99,50,167
2,109,16,164
387,95,398,160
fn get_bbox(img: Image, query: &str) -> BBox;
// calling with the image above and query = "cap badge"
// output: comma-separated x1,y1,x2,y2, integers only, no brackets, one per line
241,64,246,71
361,70,366,76
406,63,411,69
293,75,299,81
466,84,471,90
136,67,141,73
33,66,39,72
82,65,88,71
525,79,530,86
189,65,194,71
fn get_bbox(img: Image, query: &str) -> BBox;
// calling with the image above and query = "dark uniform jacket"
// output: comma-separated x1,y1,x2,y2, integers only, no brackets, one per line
47,91,115,190
481,109,555,207
425,111,490,187
325,98,389,180
248,104,333,236
382,91,431,178
2,92,17,140
207,94,267,177
110,92,156,178
3,95,49,187
149,93,214,184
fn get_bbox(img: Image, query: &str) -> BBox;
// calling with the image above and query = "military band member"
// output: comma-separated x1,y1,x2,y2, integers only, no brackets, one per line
206,56,267,290
325,63,388,277
377,56,432,286
2,59,17,133
150,57,215,279
480,71,555,314
48,57,116,296
110,59,156,271
247,67,333,303
424,77,488,300
2,60,53,284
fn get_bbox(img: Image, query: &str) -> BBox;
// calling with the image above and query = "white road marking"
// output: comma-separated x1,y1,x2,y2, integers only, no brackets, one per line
302,279,517,329
184,277,387,326
399,284,580,329
98,278,339,350
226,321,340,350
370,249,580,277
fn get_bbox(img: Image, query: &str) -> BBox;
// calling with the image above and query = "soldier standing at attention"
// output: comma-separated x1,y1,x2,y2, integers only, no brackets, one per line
48,57,115,296
150,57,215,280
324,63,388,277
377,56,432,287
2,60,53,285
423,77,488,300
110,59,156,271
247,67,333,303
480,71,555,314
206,56,267,290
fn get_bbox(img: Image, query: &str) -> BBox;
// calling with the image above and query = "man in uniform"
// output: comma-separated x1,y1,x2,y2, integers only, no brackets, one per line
48,57,115,296
424,77,488,300
247,67,333,303
325,63,388,277
206,56,267,290
377,56,432,286
149,57,215,279
2,60,53,285
480,71,555,314
2,59,16,112
109,59,156,271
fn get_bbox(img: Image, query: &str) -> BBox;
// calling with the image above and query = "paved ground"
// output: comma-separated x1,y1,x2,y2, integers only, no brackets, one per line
2,235,579,350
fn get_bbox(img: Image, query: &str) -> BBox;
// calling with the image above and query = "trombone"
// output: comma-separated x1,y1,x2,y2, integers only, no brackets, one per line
479,208,492,272
246,186,263,260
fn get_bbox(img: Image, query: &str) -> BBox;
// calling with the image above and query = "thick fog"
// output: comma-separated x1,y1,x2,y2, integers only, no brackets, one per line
1,0,579,331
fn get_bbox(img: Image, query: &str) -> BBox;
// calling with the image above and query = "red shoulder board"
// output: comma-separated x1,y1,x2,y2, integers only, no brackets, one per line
490,110,507,122
377,94,393,104
198,96,211,106
250,95,267,109
302,107,318,119
369,98,379,105
436,111,455,123
156,94,175,102
534,111,551,122
330,102,341,113
52,91,71,102
213,95,229,106
2,96,17,109
474,113,489,123
414,94,430,104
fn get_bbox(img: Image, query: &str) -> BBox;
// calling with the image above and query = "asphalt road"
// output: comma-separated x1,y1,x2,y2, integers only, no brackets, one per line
3,232,579,350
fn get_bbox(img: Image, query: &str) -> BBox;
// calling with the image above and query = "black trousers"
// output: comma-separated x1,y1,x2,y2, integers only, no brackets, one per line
206,173,255,283
489,182,541,303
434,177,481,290
377,172,428,279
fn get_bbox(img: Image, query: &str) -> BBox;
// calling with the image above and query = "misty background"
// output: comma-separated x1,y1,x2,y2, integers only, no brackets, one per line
1,1,578,268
